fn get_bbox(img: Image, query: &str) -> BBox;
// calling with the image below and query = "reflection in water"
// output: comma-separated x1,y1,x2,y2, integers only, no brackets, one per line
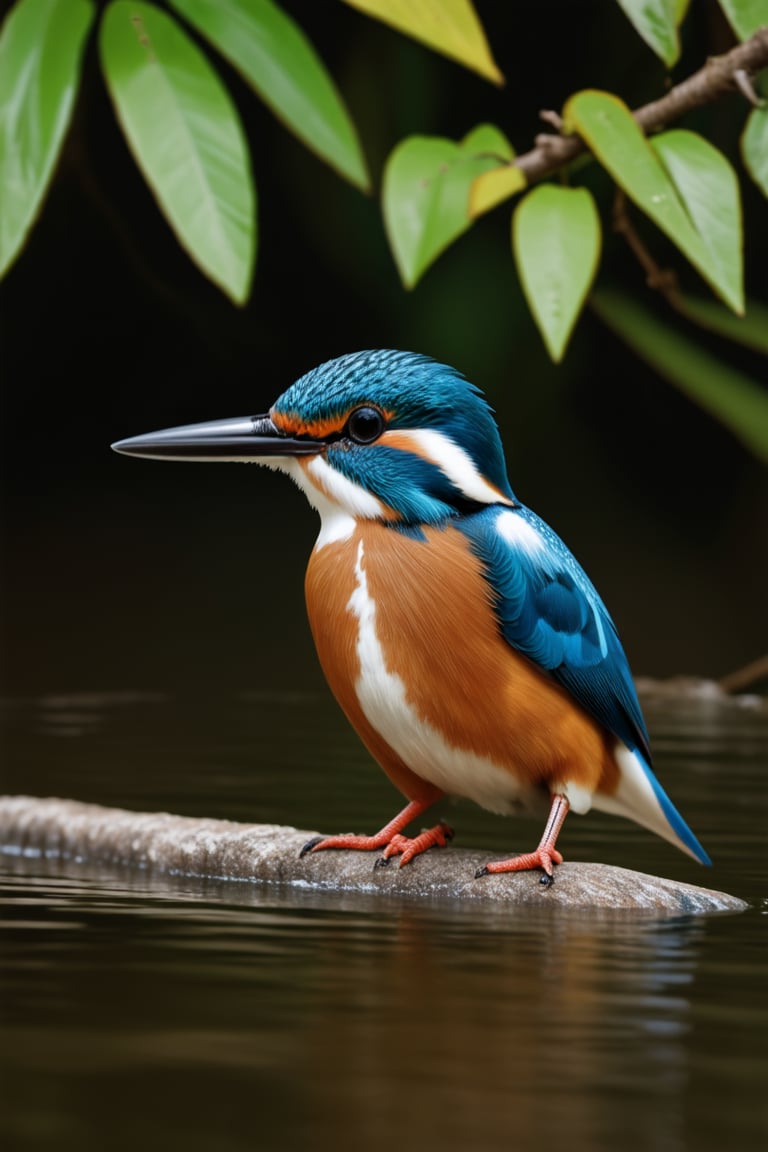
1,690,767,1150
0,868,711,1152
296,907,700,1151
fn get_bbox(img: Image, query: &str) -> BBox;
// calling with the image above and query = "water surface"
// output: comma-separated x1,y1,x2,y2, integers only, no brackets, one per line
1,690,767,1151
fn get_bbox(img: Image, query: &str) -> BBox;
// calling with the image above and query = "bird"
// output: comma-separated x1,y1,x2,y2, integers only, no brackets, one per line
112,349,710,882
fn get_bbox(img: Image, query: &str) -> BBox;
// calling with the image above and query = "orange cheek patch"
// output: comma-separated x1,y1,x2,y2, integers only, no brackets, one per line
379,430,428,457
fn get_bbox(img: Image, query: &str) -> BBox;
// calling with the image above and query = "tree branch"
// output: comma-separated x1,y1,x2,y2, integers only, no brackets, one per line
514,27,768,184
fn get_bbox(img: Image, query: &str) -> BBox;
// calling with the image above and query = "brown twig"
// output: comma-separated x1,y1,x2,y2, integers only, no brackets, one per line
512,27,768,184
733,68,765,107
611,189,677,294
718,655,768,694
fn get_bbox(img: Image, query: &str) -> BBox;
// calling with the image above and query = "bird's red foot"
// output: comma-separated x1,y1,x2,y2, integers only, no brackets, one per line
375,821,454,868
475,847,564,885
475,794,570,886
300,830,392,856
299,797,449,867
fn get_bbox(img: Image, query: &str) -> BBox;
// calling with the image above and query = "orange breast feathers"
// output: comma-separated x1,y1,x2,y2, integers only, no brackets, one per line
304,521,618,811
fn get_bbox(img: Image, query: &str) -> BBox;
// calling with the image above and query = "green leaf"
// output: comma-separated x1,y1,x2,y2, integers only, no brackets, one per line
340,0,504,84
100,0,255,305
382,125,513,288
651,129,743,315
459,124,514,160
742,106,768,199
677,293,768,355
615,0,680,66
592,288,768,463
0,0,94,279
169,0,368,190
565,90,743,314
717,0,768,40
512,185,601,362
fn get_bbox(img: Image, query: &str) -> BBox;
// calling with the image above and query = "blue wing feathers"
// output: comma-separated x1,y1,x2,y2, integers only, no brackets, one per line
536,576,587,634
458,505,710,866
460,506,653,762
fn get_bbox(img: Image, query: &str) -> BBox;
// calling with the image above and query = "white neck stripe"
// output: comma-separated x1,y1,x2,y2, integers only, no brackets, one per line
391,428,511,506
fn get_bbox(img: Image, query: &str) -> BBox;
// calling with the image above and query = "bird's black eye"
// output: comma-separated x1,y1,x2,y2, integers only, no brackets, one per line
346,406,385,445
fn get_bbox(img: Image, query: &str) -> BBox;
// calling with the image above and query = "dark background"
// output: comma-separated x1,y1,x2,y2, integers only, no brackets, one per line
1,0,767,699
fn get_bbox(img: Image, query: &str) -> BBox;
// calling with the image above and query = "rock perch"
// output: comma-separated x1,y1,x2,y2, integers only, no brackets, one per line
0,795,747,914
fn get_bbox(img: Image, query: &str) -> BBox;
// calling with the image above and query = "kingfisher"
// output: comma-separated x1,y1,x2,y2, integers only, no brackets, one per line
112,349,710,882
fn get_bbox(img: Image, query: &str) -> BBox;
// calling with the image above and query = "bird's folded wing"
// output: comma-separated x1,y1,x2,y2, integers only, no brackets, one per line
460,506,652,762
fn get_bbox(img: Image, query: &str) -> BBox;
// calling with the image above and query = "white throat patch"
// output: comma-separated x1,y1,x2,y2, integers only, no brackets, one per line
278,456,384,549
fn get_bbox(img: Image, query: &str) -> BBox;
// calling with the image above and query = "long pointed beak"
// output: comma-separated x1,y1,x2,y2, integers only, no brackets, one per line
111,415,324,461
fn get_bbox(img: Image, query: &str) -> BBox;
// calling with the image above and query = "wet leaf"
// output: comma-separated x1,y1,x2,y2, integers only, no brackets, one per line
383,125,513,287
615,0,680,66
169,0,369,189
565,90,743,314
652,129,743,316
717,0,768,40
100,0,255,305
741,105,768,200
513,185,601,362
0,0,95,279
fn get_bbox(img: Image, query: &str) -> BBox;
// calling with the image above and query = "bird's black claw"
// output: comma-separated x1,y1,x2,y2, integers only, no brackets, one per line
300,836,325,859
539,872,555,887
475,865,489,879
374,855,391,870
